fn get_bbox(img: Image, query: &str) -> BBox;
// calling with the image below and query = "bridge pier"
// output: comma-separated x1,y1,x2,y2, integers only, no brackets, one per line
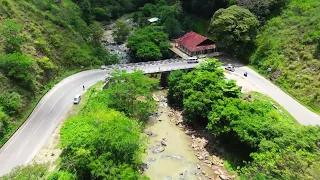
160,72,170,88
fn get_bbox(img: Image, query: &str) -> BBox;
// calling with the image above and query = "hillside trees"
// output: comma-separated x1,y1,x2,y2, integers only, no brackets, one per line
0,53,35,90
209,5,259,62
1,19,24,53
163,18,181,39
132,1,182,38
250,0,320,113
113,19,132,44
105,70,158,121
237,0,286,22
73,0,154,22
0,107,9,138
127,26,171,61
180,0,228,18
0,0,118,147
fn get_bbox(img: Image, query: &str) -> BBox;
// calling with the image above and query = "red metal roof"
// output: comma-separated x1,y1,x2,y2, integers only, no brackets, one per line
175,31,216,52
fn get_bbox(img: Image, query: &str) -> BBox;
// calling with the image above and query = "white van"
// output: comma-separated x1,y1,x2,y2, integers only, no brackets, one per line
187,57,199,63
73,94,81,104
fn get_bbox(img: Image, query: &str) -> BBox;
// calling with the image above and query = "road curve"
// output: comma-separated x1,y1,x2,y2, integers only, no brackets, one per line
0,60,199,176
233,66,320,125
0,58,319,176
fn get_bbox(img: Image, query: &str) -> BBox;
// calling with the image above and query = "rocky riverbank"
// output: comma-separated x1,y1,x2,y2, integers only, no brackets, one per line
101,19,135,64
142,91,235,180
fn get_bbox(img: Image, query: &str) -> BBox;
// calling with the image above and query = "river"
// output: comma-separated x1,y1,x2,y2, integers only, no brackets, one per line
142,91,233,180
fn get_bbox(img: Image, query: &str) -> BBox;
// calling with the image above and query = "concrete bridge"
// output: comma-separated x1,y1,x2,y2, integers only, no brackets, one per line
103,58,200,88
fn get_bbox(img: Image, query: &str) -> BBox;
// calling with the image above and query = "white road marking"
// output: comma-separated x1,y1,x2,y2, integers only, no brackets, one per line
34,117,45,134
48,92,66,114
16,140,29,158
0,91,56,154
51,103,71,125
29,89,55,120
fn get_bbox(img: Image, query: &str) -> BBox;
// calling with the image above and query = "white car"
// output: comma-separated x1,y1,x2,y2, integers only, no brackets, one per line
73,94,81,104
186,57,199,63
225,64,235,72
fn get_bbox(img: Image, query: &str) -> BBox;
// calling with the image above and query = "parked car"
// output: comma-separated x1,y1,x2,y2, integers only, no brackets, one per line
73,94,81,104
225,64,235,72
187,57,199,63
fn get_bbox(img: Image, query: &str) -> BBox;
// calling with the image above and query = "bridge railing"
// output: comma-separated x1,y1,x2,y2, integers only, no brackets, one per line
104,58,185,70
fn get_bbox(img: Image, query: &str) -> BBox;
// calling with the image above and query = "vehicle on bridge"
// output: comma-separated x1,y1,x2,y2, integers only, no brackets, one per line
186,57,199,63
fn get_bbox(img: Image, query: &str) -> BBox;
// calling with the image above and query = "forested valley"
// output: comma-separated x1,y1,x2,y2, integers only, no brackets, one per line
1,0,320,179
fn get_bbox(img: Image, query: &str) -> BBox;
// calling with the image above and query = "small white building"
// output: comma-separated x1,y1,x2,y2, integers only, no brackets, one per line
148,17,159,23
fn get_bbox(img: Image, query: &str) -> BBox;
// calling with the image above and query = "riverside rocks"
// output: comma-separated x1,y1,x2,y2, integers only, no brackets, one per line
144,130,158,137
161,140,167,146
219,174,229,180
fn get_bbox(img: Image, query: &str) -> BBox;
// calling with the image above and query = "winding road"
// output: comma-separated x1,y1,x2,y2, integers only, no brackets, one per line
0,58,319,176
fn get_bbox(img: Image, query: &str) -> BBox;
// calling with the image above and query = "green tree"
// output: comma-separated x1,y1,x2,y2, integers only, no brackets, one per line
209,5,259,61
87,21,104,46
113,19,132,44
106,70,158,121
61,107,145,179
0,106,9,138
163,18,181,39
136,41,162,60
167,70,186,108
0,53,35,89
47,171,76,180
168,59,240,123
92,7,111,21
0,92,23,116
1,19,24,53
127,26,170,61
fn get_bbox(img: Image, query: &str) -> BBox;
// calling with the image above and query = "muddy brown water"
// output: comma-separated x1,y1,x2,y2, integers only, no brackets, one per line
143,91,214,180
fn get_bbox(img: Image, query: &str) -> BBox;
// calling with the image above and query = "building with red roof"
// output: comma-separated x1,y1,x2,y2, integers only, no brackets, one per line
173,31,216,57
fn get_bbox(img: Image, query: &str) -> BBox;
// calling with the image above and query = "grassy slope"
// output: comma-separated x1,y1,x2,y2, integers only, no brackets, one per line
250,0,320,113
0,0,103,146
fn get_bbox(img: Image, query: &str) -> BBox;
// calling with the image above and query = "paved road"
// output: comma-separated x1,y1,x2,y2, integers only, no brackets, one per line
231,65,320,125
0,58,319,176
0,60,199,176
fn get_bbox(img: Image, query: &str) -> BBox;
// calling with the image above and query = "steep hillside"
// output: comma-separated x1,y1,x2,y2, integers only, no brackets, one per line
0,0,112,145
250,0,320,113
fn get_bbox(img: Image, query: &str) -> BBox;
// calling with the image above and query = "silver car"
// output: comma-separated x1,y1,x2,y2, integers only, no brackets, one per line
225,64,235,72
